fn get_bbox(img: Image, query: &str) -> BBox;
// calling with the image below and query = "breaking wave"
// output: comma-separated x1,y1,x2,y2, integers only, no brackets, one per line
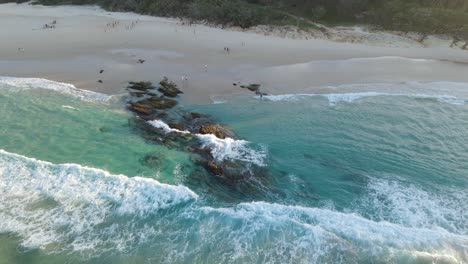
0,149,197,253
0,150,466,263
148,119,267,167
262,91,466,106
0,77,111,102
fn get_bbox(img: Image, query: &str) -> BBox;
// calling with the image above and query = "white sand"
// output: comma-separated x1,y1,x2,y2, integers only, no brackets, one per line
1,3,468,103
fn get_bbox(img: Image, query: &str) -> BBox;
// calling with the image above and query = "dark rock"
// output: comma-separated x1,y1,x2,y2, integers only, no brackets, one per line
186,146,195,152
137,59,146,64
128,81,154,91
157,112,168,118
199,125,227,139
97,80,103,83
137,96,178,110
240,83,261,92
99,69,104,74
158,77,183,97
99,127,111,133
129,92,146,98
190,112,203,119
169,123,185,131
206,161,224,176
130,103,153,115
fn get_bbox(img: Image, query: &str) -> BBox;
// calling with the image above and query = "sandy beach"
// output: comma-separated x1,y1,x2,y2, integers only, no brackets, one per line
2,3,468,103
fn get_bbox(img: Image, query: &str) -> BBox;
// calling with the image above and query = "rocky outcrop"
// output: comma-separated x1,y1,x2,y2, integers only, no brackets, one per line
240,83,261,92
136,96,178,110
199,125,227,139
206,161,223,176
131,103,153,115
169,123,185,131
125,77,269,192
158,77,183,97
190,112,203,119
128,81,154,91
239,83,268,96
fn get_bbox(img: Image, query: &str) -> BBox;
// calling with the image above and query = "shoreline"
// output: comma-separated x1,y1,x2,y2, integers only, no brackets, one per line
2,3,468,104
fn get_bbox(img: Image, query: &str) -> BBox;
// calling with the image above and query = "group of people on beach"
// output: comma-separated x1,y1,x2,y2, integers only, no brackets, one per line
104,20,140,32
125,20,140,30
42,20,56,29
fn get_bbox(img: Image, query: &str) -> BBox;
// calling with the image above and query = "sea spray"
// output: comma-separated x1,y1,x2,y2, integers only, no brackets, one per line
148,119,267,166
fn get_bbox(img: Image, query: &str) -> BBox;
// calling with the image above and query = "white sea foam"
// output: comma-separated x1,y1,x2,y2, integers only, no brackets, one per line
148,119,190,134
262,92,391,105
1,149,465,262
355,176,468,236
0,77,111,102
345,56,436,63
0,149,197,253
61,105,80,111
212,99,227,104
197,201,468,263
148,119,267,166
196,134,267,166
324,92,385,105
262,91,467,106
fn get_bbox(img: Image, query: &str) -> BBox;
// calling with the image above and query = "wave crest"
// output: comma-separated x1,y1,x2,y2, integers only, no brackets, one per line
0,77,111,102
0,149,197,253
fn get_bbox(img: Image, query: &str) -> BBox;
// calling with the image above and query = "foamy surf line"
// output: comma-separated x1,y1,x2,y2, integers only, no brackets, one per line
260,81,468,106
148,120,267,166
262,92,467,106
0,77,111,102
356,175,468,236
0,150,466,262
197,201,468,263
0,149,197,252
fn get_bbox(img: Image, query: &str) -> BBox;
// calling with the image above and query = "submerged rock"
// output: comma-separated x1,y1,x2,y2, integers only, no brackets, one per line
124,77,270,192
159,77,183,97
199,125,227,139
99,126,111,133
190,112,203,119
206,161,223,176
140,154,162,169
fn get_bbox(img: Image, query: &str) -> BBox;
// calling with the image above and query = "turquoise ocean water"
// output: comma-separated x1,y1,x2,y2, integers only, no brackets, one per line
0,78,467,263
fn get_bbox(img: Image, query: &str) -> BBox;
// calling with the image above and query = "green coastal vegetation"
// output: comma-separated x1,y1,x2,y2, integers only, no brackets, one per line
3,0,468,44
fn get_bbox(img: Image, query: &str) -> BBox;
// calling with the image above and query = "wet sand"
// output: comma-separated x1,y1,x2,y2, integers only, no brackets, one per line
2,3,468,104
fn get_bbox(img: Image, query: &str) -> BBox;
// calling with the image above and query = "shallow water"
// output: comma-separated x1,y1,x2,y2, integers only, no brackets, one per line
0,78,467,263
